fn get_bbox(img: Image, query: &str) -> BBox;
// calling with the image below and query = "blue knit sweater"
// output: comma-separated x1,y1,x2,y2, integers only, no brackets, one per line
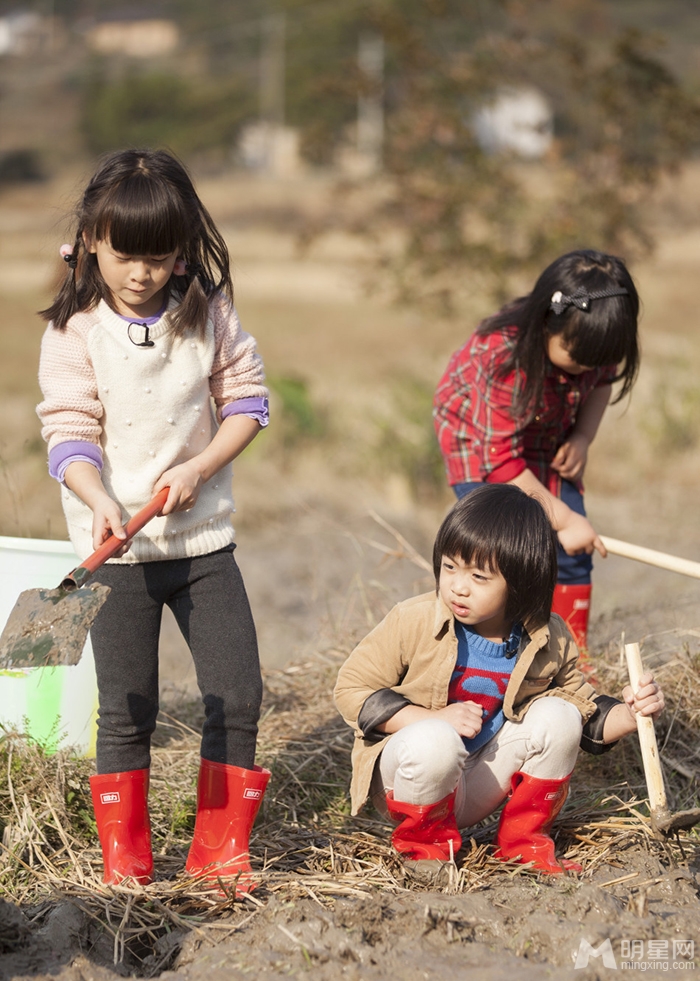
449,622,521,753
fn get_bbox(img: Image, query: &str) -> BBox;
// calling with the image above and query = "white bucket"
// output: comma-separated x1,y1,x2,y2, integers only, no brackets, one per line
0,536,98,757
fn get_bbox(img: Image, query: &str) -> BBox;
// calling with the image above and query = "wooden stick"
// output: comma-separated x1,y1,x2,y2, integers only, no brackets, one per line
601,537,700,580
623,643,672,832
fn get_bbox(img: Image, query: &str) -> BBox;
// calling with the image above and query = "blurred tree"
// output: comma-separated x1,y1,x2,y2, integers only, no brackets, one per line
82,67,256,157
34,0,261,24
70,0,700,308
281,0,700,309
77,1,264,159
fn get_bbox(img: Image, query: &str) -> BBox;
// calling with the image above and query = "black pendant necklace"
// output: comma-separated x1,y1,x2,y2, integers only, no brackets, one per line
127,322,155,348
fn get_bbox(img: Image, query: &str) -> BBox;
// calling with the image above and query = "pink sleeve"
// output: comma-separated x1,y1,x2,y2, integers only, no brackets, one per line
208,295,268,409
37,319,103,452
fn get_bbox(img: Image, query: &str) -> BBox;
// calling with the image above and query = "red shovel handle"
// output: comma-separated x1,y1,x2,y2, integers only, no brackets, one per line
61,488,170,590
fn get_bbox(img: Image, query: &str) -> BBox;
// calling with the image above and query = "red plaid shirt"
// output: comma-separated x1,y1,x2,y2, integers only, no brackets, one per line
433,327,617,486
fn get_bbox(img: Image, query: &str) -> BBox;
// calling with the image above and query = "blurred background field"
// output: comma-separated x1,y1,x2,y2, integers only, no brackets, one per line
2,0,700,683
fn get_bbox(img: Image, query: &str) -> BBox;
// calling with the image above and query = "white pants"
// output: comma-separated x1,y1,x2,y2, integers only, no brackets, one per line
371,697,583,828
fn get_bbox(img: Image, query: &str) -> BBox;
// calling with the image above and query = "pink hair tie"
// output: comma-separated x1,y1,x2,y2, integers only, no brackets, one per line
173,258,187,277
60,243,78,269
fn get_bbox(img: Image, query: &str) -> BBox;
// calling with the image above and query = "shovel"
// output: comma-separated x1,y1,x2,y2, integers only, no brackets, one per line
0,488,169,670
624,642,700,836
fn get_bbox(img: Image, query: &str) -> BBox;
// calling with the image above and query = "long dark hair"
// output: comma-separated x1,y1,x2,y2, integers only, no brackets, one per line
433,483,558,630
477,250,639,418
41,148,232,337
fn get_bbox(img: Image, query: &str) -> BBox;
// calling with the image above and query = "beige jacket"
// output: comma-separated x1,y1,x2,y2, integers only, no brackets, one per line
334,591,597,815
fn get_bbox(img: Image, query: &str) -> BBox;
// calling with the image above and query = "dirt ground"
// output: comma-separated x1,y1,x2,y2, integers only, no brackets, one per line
2,868,700,981
1,164,700,979
1,675,700,981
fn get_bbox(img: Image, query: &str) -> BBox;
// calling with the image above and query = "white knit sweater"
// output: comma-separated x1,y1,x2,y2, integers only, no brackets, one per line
37,294,267,563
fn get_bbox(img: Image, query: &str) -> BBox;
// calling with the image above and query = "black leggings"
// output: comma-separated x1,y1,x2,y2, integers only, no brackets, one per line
90,545,262,775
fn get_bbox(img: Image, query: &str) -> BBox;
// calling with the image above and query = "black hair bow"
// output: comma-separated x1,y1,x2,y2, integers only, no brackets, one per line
550,286,629,315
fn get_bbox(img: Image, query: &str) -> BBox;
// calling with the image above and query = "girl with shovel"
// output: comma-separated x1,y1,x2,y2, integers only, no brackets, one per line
433,250,640,652
37,148,269,890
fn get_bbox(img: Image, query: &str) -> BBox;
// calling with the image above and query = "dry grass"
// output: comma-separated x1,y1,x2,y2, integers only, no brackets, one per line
0,624,698,975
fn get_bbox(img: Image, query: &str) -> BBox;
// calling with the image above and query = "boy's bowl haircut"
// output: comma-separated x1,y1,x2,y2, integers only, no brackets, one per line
433,484,557,630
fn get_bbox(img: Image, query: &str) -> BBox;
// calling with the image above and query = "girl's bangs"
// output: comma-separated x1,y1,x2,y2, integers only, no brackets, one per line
563,301,634,368
92,177,189,256
441,526,500,575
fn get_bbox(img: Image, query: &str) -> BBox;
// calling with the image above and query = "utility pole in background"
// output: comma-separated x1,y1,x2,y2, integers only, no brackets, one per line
357,31,384,172
241,11,301,176
255,11,288,174
260,12,285,128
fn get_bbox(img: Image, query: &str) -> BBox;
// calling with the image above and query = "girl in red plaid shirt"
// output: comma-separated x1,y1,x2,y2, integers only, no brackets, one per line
433,250,639,651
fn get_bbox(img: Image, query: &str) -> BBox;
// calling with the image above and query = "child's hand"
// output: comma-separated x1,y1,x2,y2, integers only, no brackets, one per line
155,461,204,515
551,434,589,482
557,510,607,558
62,461,130,555
622,671,665,723
602,673,665,742
436,701,483,739
91,497,129,555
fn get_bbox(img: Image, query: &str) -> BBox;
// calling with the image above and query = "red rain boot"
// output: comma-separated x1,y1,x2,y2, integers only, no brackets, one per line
552,584,591,650
385,790,462,861
185,760,270,893
552,583,595,675
494,771,582,874
90,769,153,884
552,583,592,651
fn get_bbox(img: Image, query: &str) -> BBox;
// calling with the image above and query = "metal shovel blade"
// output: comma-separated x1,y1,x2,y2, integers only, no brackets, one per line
0,582,111,669
654,807,700,836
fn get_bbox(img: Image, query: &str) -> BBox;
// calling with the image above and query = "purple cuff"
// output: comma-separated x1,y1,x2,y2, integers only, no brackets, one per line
221,396,269,428
49,441,103,483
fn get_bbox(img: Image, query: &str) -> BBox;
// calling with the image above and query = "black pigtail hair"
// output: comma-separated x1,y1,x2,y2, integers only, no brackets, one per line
168,203,233,337
40,233,85,329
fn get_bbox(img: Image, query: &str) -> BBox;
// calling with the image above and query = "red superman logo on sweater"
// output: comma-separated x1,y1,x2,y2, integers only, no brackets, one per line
448,666,511,720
